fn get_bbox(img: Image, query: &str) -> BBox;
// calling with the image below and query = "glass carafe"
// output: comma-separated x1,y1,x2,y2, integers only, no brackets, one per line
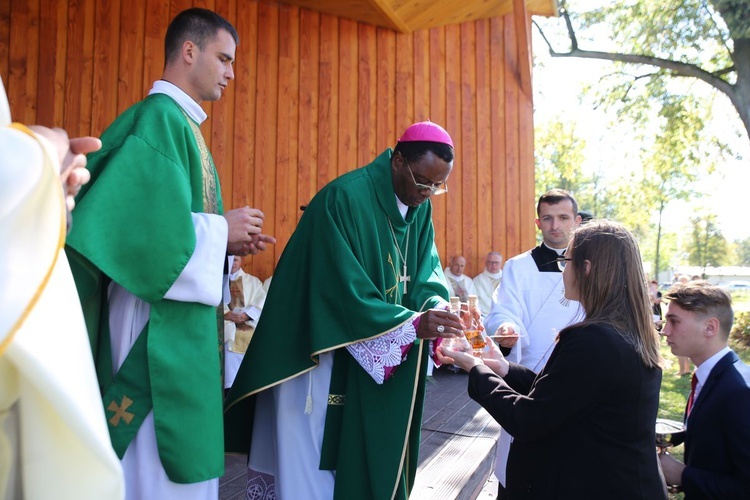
443,296,471,353
464,295,487,354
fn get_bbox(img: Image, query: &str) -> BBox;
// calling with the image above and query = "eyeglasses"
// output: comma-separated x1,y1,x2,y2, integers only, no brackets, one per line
556,256,572,272
402,156,448,196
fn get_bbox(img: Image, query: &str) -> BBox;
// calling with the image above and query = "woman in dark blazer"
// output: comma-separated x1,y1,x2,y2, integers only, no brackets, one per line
440,220,667,499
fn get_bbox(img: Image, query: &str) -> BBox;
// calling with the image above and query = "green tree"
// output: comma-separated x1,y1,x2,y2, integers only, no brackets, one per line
534,117,637,226
687,213,729,275
534,117,596,209
734,237,750,265
533,113,695,274
534,0,750,143
639,94,710,277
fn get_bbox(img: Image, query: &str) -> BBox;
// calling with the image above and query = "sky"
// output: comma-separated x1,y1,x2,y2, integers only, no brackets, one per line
530,23,750,243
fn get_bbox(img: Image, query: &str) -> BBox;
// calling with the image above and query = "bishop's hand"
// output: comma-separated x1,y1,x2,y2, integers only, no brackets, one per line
416,308,464,340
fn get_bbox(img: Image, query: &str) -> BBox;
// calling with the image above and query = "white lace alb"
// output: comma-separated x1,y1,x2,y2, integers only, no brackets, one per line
346,320,417,384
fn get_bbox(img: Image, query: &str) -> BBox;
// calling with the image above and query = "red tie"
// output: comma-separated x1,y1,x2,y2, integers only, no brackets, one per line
686,373,698,416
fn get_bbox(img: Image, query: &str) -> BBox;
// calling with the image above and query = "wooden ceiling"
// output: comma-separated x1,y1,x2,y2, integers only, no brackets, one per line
271,0,559,33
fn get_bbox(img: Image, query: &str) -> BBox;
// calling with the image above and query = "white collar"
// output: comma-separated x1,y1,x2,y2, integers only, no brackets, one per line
148,80,207,124
542,242,567,256
230,269,246,281
443,268,466,281
695,345,732,387
483,270,502,279
394,195,408,219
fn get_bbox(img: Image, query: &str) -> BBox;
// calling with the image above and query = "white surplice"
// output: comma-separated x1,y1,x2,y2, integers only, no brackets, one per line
472,269,502,316
442,267,477,301
224,268,267,388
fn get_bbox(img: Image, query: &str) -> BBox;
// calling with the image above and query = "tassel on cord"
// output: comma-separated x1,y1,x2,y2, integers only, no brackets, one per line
304,371,313,415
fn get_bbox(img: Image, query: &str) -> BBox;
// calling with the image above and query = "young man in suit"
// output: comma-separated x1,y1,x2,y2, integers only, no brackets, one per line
659,281,750,498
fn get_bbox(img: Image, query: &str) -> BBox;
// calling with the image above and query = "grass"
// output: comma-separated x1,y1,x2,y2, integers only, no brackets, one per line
658,335,750,499
732,291,750,313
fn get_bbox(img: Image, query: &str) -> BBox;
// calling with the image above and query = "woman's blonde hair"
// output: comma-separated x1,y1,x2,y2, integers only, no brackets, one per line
565,220,662,369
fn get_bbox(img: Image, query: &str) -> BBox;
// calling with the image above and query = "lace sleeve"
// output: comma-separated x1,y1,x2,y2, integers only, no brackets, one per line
346,317,418,384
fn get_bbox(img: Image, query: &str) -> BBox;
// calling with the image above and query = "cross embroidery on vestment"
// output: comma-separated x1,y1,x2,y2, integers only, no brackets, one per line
108,395,135,427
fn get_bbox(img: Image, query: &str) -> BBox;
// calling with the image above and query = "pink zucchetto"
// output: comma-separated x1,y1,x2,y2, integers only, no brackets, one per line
397,121,454,148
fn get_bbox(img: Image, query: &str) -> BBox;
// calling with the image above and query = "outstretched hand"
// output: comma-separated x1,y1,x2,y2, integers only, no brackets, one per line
438,335,510,377
482,336,510,377
436,345,483,372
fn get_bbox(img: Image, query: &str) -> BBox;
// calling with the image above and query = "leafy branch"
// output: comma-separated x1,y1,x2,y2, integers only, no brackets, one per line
532,1,750,139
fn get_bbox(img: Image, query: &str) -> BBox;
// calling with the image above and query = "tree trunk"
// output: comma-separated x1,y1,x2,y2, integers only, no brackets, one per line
654,201,664,280
732,38,750,141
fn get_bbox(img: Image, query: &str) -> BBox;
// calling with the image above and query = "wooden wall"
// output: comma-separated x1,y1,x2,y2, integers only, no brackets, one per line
0,0,536,280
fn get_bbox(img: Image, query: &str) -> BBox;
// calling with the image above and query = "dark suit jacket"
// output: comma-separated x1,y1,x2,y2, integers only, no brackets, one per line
682,350,750,499
468,323,665,499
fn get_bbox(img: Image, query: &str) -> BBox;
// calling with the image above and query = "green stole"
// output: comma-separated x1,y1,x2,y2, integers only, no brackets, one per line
224,150,450,499
66,93,225,483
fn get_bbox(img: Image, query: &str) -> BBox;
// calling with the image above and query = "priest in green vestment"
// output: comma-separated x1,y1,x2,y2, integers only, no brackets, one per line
65,9,273,500
224,121,466,500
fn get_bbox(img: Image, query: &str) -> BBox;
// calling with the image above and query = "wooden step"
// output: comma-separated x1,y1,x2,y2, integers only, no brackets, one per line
219,368,500,500
411,369,500,499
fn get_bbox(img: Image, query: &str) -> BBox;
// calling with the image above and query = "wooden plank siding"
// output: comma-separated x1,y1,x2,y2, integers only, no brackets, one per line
0,0,536,280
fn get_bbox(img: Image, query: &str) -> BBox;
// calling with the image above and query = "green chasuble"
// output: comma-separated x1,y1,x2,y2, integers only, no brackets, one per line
224,149,450,499
65,93,225,483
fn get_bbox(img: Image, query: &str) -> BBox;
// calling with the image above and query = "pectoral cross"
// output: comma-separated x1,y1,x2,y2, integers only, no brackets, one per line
400,263,411,294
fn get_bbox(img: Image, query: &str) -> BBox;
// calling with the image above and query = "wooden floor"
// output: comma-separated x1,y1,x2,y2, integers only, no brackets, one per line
219,367,500,500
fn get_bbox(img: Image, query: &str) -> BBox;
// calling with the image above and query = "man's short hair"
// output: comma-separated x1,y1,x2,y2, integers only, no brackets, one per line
664,281,734,338
165,8,239,65
393,141,454,164
537,188,578,217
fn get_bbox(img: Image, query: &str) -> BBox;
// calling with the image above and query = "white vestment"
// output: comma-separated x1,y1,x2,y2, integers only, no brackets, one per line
105,81,228,500
0,79,125,499
224,268,267,388
442,267,477,302
483,245,583,486
472,269,502,316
